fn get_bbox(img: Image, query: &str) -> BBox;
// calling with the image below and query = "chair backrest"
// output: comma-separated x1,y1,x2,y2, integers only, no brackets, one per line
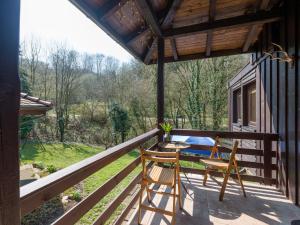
228,140,239,166
209,136,220,159
139,147,180,175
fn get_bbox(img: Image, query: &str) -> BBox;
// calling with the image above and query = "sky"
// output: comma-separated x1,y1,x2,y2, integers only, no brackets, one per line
20,0,133,63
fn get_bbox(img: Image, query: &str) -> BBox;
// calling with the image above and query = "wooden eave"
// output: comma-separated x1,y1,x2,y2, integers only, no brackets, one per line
70,0,283,64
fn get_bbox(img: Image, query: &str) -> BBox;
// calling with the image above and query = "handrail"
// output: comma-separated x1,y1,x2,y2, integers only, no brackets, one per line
20,128,160,216
171,129,279,140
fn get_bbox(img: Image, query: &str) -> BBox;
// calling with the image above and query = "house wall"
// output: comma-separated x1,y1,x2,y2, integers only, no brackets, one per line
228,0,300,205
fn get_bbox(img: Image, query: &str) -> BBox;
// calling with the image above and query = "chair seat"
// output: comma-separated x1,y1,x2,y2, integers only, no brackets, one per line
200,159,229,169
147,165,174,186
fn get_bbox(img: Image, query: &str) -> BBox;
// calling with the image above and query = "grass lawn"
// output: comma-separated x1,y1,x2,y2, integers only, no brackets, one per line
20,142,140,225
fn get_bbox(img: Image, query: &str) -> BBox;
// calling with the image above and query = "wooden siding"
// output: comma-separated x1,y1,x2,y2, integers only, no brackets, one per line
228,0,300,205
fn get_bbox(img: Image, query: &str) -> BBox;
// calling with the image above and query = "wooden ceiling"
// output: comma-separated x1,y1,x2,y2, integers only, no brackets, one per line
70,0,283,64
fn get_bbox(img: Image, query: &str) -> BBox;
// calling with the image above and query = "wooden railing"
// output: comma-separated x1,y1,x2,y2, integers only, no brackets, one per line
20,128,279,224
171,129,279,185
20,128,160,224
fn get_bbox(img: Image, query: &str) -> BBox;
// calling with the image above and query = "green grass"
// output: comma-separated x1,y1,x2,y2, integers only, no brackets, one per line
20,142,103,169
20,142,140,224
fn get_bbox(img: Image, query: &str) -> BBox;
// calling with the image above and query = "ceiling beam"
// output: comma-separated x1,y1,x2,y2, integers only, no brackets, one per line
163,8,282,38
99,0,128,21
144,0,182,64
242,0,271,52
135,0,162,37
150,48,254,64
206,0,217,56
126,0,182,44
170,38,178,60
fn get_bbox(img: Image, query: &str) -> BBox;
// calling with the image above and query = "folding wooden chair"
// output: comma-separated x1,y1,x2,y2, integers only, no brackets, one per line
138,147,182,225
200,140,246,201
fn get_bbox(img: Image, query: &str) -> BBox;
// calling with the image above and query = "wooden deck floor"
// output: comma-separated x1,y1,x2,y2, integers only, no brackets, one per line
124,173,300,225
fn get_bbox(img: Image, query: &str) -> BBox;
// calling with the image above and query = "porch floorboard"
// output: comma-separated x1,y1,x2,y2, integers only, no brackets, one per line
125,173,300,225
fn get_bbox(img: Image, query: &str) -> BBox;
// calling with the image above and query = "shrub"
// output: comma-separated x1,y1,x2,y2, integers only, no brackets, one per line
46,165,57,173
70,191,82,202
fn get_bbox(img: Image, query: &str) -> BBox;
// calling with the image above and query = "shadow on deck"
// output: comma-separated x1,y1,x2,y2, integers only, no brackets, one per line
125,174,300,225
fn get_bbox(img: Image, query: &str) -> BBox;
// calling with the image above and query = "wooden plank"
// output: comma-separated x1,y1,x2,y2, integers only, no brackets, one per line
135,0,162,37
185,144,276,157
144,0,182,64
52,157,141,225
20,129,159,216
263,137,273,185
144,38,157,64
157,37,164,126
163,9,282,38
170,129,279,140
206,0,216,56
286,0,297,203
297,0,300,206
0,1,21,224
180,167,276,184
161,48,253,64
112,189,140,225
180,155,277,170
278,19,288,196
170,38,178,60
92,173,141,225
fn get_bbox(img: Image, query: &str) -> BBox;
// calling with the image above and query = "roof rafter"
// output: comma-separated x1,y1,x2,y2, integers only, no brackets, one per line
163,8,282,38
206,0,217,56
242,0,271,52
135,0,162,37
144,0,183,64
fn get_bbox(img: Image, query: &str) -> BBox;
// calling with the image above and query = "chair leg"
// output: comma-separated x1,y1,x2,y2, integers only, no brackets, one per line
138,183,145,225
177,171,183,209
146,185,151,203
235,163,246,197
172,182,177,225
219,171,230,201
203,169,209,186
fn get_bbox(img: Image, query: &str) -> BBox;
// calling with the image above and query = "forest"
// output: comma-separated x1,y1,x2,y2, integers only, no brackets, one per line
19,37,249,147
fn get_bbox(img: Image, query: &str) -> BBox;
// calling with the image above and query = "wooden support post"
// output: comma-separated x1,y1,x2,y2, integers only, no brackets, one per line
263,137,272,185
157,37,164,133
0,1,21,224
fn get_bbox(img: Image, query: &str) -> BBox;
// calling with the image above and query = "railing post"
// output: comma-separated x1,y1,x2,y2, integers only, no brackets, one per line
157,37,164,141
0,1,21,224
263,136,272,185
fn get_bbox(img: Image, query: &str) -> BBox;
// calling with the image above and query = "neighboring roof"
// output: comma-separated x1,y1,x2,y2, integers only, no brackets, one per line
20,93,53,115
70,0,283,64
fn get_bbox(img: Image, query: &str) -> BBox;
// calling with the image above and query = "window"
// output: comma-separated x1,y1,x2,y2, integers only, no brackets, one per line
233,89,242,123
247,83,256,125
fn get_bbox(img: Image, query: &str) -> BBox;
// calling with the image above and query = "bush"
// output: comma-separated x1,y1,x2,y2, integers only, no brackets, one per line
70,191,82,202
46,165,57,173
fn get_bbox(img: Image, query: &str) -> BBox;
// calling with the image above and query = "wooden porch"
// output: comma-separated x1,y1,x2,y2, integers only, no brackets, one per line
127,174,300,225
1,0,300,224
19,129,291,225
